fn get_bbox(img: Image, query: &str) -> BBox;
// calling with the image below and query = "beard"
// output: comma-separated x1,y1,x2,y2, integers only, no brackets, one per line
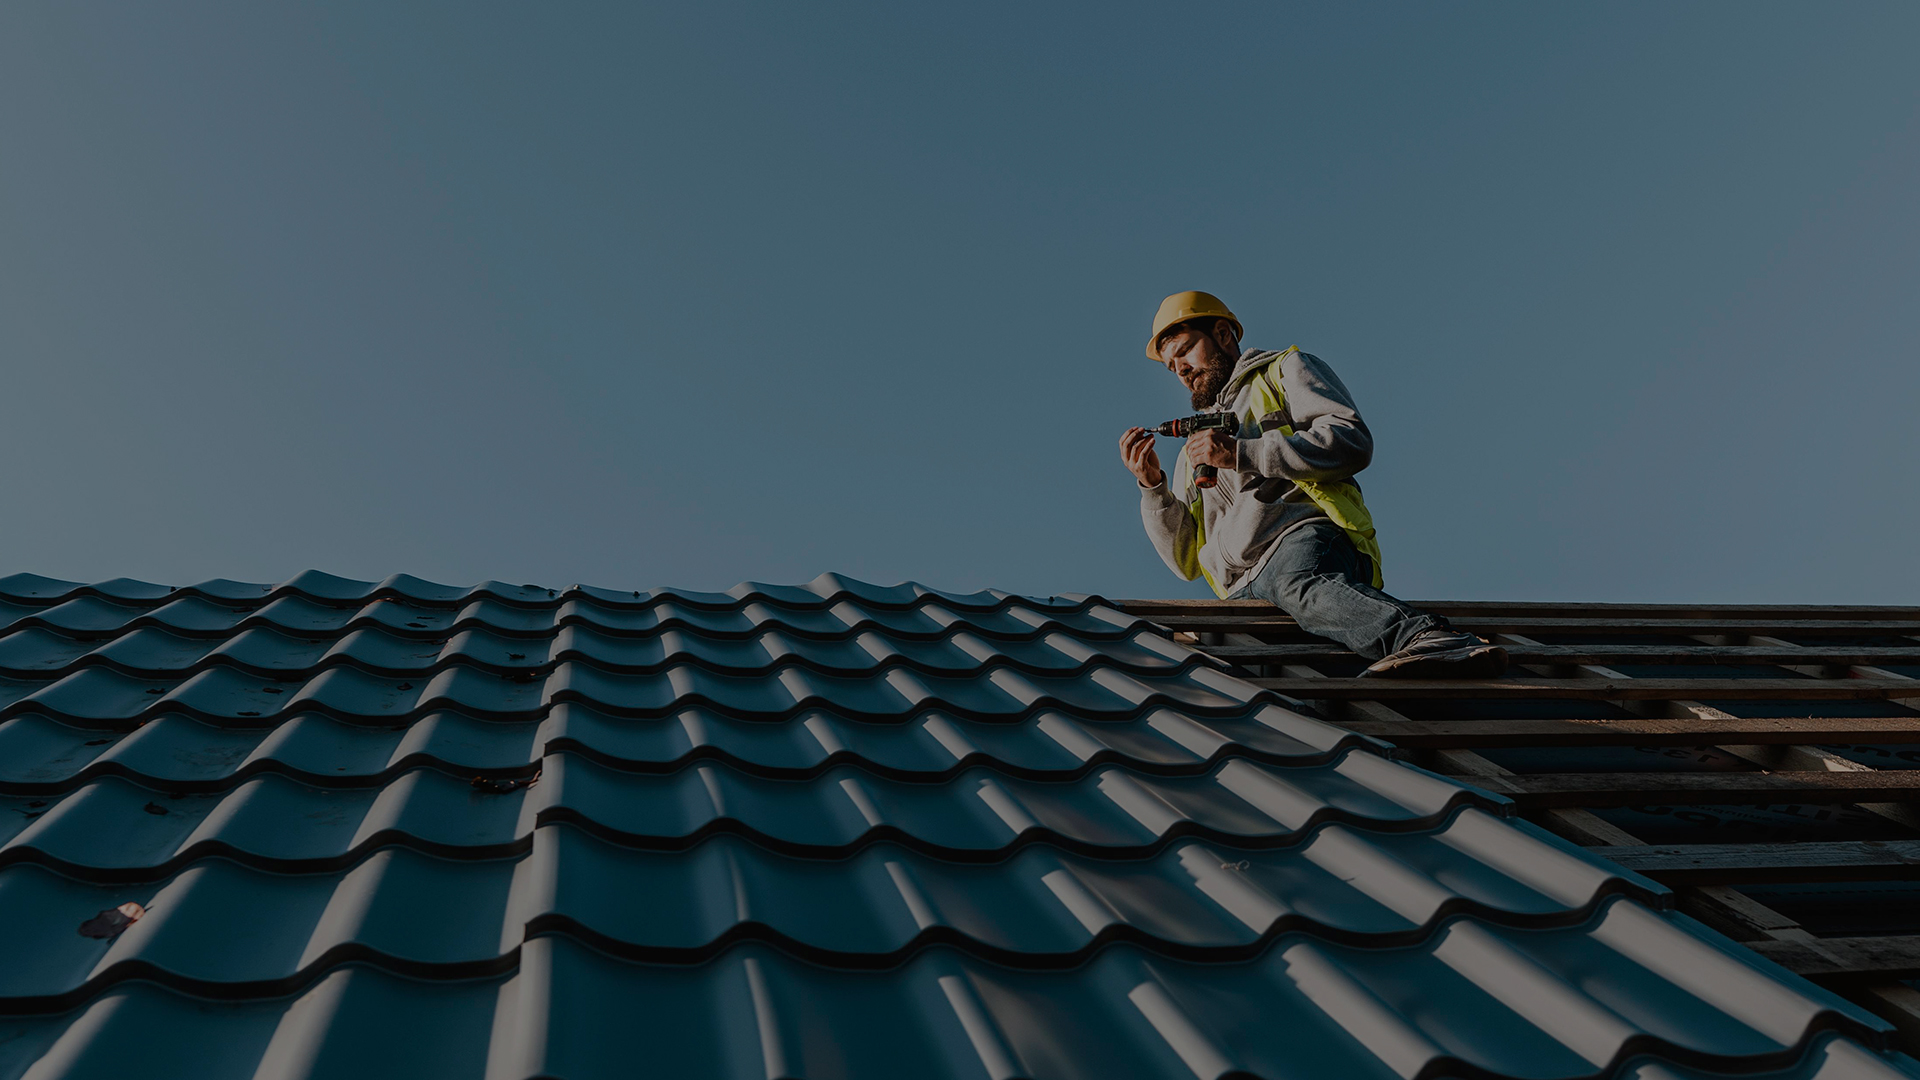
1187,352,1234,410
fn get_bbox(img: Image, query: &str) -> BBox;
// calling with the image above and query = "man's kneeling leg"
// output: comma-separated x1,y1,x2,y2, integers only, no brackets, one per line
1230,522,1506,678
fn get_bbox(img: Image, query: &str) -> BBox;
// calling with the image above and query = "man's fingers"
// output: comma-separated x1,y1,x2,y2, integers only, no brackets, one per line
1120,427,1166,486
1196,430,1235,468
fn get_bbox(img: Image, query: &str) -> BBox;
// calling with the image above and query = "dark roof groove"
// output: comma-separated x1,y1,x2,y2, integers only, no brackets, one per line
0,724,1390,795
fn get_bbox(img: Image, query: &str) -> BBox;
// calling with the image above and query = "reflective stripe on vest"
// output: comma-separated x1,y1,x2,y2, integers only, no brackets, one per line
1185,348,1385,597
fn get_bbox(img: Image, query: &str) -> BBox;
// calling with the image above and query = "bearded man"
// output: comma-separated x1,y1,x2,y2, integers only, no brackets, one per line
1119,290,1507,678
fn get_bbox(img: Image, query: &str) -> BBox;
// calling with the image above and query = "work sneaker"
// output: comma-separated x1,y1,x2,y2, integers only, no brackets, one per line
1361,629,1509,679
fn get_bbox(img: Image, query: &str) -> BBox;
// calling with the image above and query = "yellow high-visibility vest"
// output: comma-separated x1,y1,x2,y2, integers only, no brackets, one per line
1181,347,1384,598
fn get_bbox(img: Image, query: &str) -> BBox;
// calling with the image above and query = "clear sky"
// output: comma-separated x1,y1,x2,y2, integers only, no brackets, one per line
1,3,1915,602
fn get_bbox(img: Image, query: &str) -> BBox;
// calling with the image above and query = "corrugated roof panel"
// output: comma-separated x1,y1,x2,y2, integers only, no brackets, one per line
0,811,1665,995
0,704,1369,787
0,572,1910,1080
0,933,1905,1080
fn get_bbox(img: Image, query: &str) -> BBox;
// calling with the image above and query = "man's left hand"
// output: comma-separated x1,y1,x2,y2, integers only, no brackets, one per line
1188,429,1237,470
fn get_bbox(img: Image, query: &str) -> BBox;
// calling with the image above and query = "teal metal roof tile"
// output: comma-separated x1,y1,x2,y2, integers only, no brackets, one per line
0,572,1910,1080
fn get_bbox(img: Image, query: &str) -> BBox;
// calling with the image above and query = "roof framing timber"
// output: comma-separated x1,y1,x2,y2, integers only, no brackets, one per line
1119,599,1920,620
1476,770,1920,808
1748,936,1920,982
1592,840,1920,885
1337,716,1920,748
1124,597,1920,1008
1207,643,1920,666
1154,616,1920,636
1246,676,1920,701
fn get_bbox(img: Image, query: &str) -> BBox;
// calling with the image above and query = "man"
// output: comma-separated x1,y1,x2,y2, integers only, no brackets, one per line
1119,290,1507,678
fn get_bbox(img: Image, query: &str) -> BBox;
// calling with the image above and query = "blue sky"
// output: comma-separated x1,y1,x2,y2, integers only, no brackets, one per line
1,3,1915,602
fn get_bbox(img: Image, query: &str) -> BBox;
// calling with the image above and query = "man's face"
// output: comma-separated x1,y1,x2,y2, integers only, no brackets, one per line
1160,324,1236,410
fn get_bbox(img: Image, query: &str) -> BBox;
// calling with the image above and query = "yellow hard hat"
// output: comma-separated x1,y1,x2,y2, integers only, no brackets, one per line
1147,290,1242,360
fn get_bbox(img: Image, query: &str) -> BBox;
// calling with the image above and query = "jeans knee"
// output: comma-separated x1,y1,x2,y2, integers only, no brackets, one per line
1273,571,1342,613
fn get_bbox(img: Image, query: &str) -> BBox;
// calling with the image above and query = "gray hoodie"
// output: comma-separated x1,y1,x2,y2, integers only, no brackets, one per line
1139,347,1373,596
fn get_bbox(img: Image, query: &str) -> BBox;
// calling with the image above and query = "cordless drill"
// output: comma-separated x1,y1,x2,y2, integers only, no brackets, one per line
1148,412,1238,489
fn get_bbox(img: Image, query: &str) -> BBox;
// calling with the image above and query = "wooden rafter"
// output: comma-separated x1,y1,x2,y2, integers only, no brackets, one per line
1246,676,1920,701
1123,597,1920,1012
1336,716,1920,748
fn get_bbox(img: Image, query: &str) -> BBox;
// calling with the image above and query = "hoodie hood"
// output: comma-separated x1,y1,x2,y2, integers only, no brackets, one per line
1215,346,1297,405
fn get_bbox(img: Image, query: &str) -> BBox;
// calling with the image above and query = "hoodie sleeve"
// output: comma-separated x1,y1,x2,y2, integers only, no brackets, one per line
1139,446,1202,581
1235,351,1373,482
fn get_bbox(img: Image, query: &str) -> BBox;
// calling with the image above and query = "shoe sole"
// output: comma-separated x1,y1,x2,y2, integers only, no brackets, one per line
1361,645,1509,680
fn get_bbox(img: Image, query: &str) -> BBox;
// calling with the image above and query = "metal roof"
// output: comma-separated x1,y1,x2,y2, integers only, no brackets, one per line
0,573,1912,1080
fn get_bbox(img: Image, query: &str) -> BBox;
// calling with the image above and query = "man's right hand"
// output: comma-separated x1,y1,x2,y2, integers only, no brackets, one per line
1119,427,1165,489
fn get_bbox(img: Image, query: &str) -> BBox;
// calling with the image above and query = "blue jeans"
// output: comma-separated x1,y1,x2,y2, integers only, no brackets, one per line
1226,521,1445,660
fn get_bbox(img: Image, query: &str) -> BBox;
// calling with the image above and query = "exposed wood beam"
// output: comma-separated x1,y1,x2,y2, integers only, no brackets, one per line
1685,635,1920,832
1153,615,1920,636
1476,770,1920,808
1241,648,1644,849
1117,600,1920,620
1204,643,1920,666
1200,606,1920,1047
1590,840,1920,884
1748,935,1920,981
1246,677,1920,701
1336,716,1920,748
1855,985,1920,1052
1263,644,1858,999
